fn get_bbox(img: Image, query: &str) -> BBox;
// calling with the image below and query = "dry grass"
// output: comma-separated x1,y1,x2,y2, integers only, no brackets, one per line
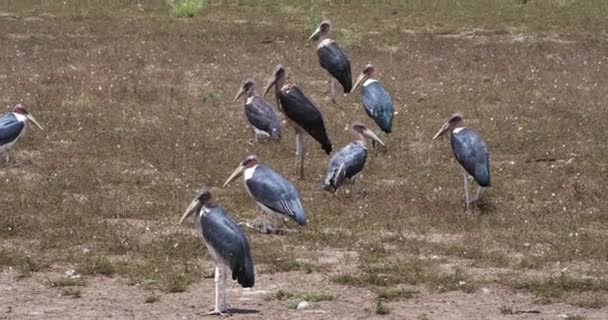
0,0,607,315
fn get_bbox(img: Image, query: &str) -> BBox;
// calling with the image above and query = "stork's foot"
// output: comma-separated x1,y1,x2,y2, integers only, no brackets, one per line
207,308,231,317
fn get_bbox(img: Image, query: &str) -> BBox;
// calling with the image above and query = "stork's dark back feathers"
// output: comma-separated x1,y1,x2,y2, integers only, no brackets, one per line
323,142,368,192
200,205,255,287
361,81,394,134
279,86,332,154
0,113,24,146
450,128,490,187
318,42,352,93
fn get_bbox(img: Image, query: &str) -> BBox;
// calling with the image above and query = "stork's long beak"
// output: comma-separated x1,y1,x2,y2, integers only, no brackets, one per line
179,199,200,225
352,72,367,92
27,114,44,131
263,75,278,98
223,164,245,187
363,128,385,146
432,122,450,140
233,87,245,103
308,27,321,41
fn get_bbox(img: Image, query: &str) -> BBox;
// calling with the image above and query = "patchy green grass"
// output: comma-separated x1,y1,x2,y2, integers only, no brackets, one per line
508,272,608,305
49,277,86,288
269,289,335,309
374,298,390,315
76,256,115,277
170,0,207,18
339,28,363,49
377,287,417,301
0,249,47,275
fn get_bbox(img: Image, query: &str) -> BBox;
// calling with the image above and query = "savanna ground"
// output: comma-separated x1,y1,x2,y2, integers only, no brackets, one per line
1,0,607,319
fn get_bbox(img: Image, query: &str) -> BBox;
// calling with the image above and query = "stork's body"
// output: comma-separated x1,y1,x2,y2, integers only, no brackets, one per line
353,64,394,135
323,123,384,193
0,105,44,165
234,79,281,143
224,155,306,233
264,64,332,179
180,187,255,316
433,113,490,210
309,20,352,103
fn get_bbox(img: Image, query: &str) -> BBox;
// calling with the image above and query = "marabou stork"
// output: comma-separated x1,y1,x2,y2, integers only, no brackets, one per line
263,64,332,180
432,112,491,210
0,104,44,165
233,79,282,143
308,20,352,103
179,186,255,316
223,155,306,234
352,64,394,137
323,122,384,193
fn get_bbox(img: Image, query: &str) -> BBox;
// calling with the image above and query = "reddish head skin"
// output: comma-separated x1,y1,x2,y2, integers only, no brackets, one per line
13,104,29,115
242,155,258,168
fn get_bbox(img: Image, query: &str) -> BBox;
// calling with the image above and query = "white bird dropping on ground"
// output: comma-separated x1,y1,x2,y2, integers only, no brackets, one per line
179,185,255,316
223,155,307,234
233,79,282,143
323,122,384,193
0,104,44,165
433,112,491,210
308,20,352,104
352,64,394,139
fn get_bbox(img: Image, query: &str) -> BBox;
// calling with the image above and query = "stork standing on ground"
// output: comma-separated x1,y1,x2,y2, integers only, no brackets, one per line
308,20,352,104
432,112,491,210
233,79,282,143
264,64,332,179
323,122,384,193
224,155,306,234
0,104,44,165
352,64,394,139
179,186,255,316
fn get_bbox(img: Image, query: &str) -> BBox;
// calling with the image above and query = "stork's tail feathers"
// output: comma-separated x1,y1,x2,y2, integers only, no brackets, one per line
235,254,255,288
321,141,332,155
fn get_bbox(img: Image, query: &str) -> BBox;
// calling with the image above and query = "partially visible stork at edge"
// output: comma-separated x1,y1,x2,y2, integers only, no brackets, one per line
323,122,384,193
308,20,352,104
224,155,307,234
264,64,332,180
432,112,491,210
352,64,394,141
179,185,255,316
0,104,44,166
233,79,282,144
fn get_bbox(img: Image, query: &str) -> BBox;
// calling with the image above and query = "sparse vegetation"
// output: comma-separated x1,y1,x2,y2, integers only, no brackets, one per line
60,287,82,298
374,299,390,315
49,277,86,288
170,0,207,18
270,289,335,309
339,29,363,49
77,256,115,277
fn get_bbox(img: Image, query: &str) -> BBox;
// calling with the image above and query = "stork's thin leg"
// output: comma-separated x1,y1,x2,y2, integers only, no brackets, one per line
295,130,305,179
207,265,229,316
470,185,482,205
463,172,470,211
221,265,229,312
330,78,337,104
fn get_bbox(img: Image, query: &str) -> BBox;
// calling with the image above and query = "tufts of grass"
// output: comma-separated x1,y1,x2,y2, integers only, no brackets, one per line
377,287,417,301
49,277,86,288
270,289,334,309
509,272,608,304
569,293,607,309
374,299,390,315
145,295,160,303
0,249,47,275
118,258,202,293
170,0,207,18
76,256,115,276
60,287,82,298
339,28,363,49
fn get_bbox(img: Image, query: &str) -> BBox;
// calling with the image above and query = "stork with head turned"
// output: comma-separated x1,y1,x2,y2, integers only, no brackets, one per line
224,155,306,234
308,20,352,104
0,104,44,165
352,64,394,139
263,64,332,180
179,185,255,316
233,79,282,143
432,112,491,210
323,122,384,193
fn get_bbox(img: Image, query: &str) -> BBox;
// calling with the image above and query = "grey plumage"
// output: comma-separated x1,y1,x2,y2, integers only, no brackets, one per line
323,142,367,192
244,96,282,140
451,128,491,187
0,113,25,146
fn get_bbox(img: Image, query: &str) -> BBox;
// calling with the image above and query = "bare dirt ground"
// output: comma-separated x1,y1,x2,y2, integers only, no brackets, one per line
1,1,607,319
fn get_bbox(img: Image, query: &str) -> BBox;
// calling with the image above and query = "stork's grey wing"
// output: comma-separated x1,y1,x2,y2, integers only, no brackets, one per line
0,113,24,146
318,42,352,93
246,165,306,225
200,206,255,287
361,81,394,133
244,97,282,138
451,128,490,187
323,143,367,191
280,86,332,154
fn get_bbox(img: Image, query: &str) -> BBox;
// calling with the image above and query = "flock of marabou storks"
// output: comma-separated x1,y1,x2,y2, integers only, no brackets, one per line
0,20,490,315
